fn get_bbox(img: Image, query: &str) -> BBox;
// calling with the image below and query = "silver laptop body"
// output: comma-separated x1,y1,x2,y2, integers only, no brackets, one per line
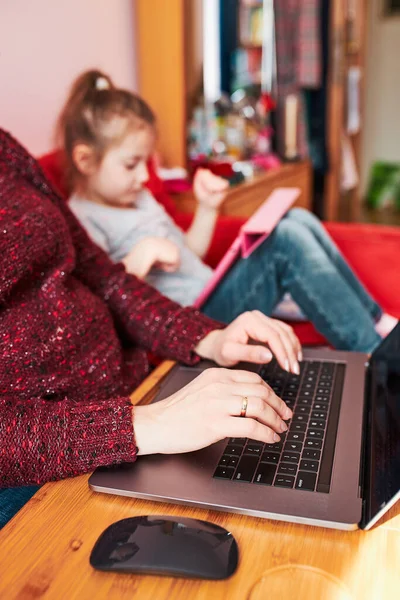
90,324,400,531
90,347,369,530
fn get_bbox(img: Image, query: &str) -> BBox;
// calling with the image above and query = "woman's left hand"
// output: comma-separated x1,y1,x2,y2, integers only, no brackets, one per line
195,310,302,374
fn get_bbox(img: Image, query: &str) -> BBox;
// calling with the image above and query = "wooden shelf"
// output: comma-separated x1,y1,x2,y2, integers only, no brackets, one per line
176,160,312,218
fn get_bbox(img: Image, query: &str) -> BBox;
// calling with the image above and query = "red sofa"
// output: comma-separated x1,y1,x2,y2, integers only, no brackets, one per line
38,151,400,346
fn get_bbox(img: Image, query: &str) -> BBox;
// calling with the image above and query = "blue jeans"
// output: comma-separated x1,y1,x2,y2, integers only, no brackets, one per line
203,208,382,352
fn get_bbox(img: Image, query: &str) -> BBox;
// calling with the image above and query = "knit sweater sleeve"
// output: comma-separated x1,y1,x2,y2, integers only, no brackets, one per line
0,394,137,487
57,199,223,364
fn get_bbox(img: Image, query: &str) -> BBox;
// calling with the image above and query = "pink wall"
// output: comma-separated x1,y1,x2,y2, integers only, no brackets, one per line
0,0,138,156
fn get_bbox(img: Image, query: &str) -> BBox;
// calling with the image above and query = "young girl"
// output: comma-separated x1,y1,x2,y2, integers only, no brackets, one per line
58,70,396,354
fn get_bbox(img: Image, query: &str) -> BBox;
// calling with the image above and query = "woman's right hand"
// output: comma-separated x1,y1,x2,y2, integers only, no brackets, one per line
133,368,292,456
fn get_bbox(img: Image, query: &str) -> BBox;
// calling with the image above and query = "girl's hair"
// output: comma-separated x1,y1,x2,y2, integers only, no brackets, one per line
55,69,156,187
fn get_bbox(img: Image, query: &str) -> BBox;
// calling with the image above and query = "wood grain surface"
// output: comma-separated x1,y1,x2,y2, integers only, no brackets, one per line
1,360,399,599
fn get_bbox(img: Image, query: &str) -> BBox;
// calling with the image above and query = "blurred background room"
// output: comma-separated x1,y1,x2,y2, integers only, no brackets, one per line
1,0,400,223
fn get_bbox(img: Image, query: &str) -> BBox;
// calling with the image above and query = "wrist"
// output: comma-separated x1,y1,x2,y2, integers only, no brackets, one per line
196,201,220,215
194,329,221,362
133,404,161,456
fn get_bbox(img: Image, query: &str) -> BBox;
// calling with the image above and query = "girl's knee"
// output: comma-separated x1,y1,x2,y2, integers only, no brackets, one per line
287,207,319,226
274,217,310,247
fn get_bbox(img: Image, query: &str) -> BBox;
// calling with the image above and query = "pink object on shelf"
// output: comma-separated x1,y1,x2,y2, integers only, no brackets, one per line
252,153,281,171
194,187,300,308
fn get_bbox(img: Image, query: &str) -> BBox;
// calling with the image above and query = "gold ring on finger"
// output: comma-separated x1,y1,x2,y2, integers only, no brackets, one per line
240,396,248,418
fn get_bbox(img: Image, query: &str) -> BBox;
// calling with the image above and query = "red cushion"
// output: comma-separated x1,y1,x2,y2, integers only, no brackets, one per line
38,150,68,197
38,151,400,346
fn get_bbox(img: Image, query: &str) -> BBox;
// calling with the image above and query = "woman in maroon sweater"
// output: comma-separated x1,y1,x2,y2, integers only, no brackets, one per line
0,129,299,498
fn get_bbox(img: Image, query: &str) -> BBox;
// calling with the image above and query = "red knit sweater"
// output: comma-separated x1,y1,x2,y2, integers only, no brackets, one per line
0,129,221,487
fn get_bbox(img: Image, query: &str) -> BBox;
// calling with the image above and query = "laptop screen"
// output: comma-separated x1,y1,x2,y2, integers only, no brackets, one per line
361,323,400,528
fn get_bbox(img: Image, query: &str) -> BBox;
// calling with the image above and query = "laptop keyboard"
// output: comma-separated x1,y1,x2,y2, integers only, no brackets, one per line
213,359,345,493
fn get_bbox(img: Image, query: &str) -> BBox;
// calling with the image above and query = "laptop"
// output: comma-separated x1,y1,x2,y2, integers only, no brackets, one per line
89,324,400,531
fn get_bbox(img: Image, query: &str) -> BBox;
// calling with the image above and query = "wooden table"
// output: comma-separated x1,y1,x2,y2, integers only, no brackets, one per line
1,361,400,600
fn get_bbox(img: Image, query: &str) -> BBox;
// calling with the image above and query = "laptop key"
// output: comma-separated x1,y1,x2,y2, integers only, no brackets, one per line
287,431,305,442
299,460,319,472
285,441,303,453
298,397,313,407
244,444,262,456
214,466,235,480
254,462,277,485
225,445,243,456
292,414,308,423
311,411,327,421
262,452,280,464
291,422,307,432
284,400,295,410
228,438,246,446
228,456,239,468
278,463,297,475
282,390,297,400
295,471,317,491
302,449,321,460
234,456,259,482
281,452,300,464
301,382,314,390
308,419,325,430
314,401,329,410
305,439,322,449
264,441,283,452
274,475,295,488
307,429,324,440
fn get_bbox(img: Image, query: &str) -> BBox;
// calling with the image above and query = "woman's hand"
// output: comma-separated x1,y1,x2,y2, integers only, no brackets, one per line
123,237,180,279
134,367,292,456
193,168,229,211
195,310,302,374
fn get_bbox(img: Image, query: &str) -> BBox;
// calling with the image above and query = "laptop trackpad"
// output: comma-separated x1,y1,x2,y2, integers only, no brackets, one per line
152,364,212,403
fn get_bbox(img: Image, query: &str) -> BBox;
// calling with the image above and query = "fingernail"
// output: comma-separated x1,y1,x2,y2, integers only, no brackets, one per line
284,359,290,372
280,421,288,432
298,351,303,362
261,349,272,362
273,433,281,442
292,362,300,375
284,407,293,420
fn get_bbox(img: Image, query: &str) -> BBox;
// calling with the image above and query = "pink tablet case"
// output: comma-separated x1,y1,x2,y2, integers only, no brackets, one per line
194,187,301,308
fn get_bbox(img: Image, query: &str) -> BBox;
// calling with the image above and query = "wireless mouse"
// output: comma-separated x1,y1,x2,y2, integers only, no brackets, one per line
90,515,239,580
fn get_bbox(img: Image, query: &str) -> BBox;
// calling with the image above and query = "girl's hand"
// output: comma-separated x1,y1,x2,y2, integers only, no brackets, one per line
195,310,302,374
193,168,229,211
123,237,180,279
151,238,181,273
134,367,292,456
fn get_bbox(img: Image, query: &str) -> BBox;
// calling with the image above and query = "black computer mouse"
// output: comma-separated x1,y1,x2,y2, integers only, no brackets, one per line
90,515,239,580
